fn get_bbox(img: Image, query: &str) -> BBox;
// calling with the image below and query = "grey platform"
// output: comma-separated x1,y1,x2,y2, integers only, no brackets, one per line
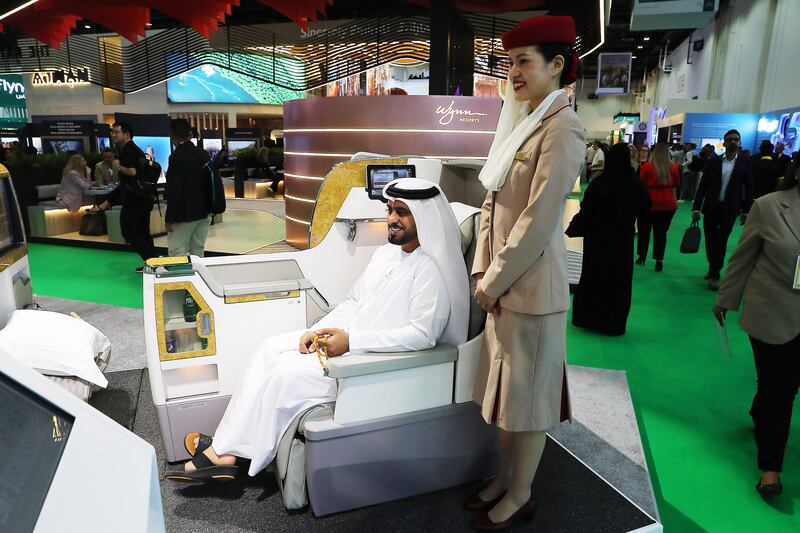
37,295,659,531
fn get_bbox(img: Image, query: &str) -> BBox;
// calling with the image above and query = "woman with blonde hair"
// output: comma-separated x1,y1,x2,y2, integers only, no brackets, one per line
636,142,680,270
55,153,92,213
629,143,639,171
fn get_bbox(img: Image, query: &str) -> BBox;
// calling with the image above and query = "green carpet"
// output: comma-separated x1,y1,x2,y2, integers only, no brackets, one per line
28,243,145,308
567,202,799,531
25,203,800,531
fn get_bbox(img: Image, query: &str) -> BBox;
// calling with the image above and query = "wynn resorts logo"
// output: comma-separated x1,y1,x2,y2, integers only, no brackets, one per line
52,415,64,443
435,100,488,126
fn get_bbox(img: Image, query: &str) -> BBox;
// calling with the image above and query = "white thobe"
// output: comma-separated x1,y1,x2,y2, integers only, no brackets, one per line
213,244,451,475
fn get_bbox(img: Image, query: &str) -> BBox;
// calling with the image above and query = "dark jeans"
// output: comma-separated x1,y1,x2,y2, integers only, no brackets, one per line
121,199,156,261
637,210,676,261
703,204,736,279
749,333,800,472
680,170,697,201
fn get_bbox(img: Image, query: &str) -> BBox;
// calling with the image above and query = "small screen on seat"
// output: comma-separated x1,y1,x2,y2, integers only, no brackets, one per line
0,374,74,533
366,165,416,200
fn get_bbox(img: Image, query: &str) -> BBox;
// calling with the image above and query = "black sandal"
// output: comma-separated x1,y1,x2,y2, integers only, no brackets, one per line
165,452,238,483
183,432,214,457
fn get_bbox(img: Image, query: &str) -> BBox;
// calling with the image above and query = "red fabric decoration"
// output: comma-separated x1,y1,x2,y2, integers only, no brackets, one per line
565,51,580,85
1,0,327,48
500,15,576,51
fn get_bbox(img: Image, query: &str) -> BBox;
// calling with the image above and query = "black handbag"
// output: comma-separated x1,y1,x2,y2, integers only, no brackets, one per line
79,209,107,236
680,220,701,254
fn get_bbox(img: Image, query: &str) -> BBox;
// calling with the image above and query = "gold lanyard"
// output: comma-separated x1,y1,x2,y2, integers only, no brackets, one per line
313,334,330,368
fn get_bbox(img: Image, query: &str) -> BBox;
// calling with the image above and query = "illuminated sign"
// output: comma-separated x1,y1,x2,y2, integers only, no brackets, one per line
31,68,90,88
0,74,27,128
435,100,489,126
757,117,778,133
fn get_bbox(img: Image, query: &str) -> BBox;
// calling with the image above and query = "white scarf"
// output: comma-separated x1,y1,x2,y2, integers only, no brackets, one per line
479,84,565,192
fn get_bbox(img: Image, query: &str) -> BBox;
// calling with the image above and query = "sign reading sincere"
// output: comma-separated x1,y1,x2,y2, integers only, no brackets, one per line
0,74,27,128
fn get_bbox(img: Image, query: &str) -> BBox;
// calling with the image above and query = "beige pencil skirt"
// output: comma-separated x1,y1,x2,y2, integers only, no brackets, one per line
472,309,571,432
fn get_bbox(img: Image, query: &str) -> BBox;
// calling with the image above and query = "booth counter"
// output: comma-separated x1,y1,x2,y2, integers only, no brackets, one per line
282,95,501,248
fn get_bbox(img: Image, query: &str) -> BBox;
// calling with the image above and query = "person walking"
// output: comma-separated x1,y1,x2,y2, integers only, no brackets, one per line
635,144,650,176
680,143,698,201
752,141,781,199
99,122,158,269
713,164,800,497
584,142,596,183
636,143,680,271
165,118,213,257
589,140,605,181
467,14,584,531
692,129,754,290
568,143,650,335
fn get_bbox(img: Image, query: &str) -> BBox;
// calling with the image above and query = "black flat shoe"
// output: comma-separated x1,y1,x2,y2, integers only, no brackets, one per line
655,261,663,272
756,482,782,496
635,256,645,265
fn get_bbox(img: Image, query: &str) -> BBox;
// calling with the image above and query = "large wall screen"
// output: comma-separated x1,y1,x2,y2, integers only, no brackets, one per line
167,63,305,105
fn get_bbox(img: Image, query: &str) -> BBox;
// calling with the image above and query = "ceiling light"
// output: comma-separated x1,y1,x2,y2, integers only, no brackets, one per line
637,45,643,49
643,36,650,41
84,24,91,29
632,55,637,59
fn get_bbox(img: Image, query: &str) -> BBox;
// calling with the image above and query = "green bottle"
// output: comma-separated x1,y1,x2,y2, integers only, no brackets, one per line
182,291,199,322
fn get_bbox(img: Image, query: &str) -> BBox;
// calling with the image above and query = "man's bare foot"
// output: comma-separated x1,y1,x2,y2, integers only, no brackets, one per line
185,446,237,472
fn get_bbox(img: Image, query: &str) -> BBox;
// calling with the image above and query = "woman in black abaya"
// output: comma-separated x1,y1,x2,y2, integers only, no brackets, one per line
567,142,651,336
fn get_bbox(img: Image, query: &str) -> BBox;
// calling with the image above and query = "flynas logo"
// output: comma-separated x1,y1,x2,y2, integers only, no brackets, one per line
435,100,488,126
52,415,64,442
1,78,25,100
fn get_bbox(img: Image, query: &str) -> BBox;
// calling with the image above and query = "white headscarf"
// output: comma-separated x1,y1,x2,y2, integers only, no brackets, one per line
383,178,469,347
478,81,565,192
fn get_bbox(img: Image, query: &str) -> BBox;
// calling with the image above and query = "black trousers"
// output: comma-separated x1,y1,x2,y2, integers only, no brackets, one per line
703,204,736,279
121,199,156,261
749,333,800,472
637,210,675,261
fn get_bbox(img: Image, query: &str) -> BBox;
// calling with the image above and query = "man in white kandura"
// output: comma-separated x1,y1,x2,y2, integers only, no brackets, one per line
166,178,468,482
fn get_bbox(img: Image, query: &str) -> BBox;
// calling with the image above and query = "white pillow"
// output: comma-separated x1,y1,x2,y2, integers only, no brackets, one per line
0,310,109,387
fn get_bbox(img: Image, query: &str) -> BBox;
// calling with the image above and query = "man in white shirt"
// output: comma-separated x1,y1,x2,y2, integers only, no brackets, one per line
93,148,119,187
589,141,605,181
692,130,754,290
166,178,469,481
583,143,595,183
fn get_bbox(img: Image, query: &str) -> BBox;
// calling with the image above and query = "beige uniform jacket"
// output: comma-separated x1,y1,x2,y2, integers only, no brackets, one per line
472,93,585,315
717,188,800,344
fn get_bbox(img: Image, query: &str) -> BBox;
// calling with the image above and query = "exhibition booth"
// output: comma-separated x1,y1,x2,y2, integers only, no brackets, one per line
656,111,757,153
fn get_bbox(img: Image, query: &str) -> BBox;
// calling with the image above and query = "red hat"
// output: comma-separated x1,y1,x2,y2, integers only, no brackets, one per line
501,15,577,51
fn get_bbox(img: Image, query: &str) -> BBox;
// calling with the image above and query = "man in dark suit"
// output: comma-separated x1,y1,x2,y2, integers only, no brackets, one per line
774,141,791,178
692,129,754,290
165,119,212,257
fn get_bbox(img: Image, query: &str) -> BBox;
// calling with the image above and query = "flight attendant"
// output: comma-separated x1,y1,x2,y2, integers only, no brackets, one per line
468,15,585,531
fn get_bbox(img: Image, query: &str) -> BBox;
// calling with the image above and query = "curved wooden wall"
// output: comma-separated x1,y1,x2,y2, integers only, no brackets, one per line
283,95,501,249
